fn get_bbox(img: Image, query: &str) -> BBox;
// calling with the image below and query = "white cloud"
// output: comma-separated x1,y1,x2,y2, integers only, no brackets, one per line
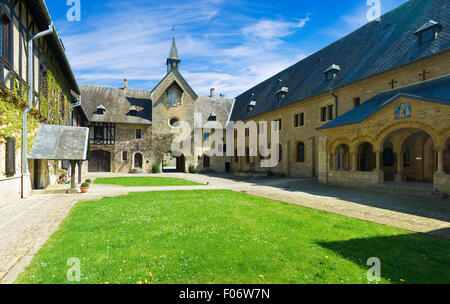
55,0,310,97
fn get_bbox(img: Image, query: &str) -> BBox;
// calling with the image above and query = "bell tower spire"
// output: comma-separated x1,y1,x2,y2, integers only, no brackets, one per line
167,37,181,74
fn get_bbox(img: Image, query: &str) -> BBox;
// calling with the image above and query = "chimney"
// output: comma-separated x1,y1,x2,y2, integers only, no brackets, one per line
210,88,215,98
124,78,128,90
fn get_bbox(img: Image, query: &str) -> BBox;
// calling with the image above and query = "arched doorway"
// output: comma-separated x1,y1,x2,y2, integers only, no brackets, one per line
89,150,111,172
162,152,185,173
134,153,143,169
380,128,437,183
358,142,376,172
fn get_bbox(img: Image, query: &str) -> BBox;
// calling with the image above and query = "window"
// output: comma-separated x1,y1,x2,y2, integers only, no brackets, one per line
294,114,299,127
354,97,361,108
419,28,435,44
208,113,217,121
383,148,395,166
325,71,336,81
94,126,104,139
122,151,128,162
136,129,142,139
275,119,282,131
170,118,179,127
297,142,305,163
300,113,305,126
321,107,327,122
278,144,283,162
328,105,334,121
5,137,15,175
0,15,11,63
168,86,181,106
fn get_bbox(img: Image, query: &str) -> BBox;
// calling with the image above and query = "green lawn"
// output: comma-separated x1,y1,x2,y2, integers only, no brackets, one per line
93,177,203,187
16,190,450,284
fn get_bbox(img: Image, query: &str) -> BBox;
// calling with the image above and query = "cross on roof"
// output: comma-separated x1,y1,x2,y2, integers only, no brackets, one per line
419,69,430,81
388,79,398,89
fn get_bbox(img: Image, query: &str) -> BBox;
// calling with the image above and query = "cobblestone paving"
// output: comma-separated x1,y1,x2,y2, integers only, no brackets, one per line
1,173,449,284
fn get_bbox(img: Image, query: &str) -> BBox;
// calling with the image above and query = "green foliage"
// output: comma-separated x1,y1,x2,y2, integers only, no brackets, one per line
189,164,195,173
15,190,450,284
152,164,161,173
0,52,73,146
85,179,92,184
80,182,89,188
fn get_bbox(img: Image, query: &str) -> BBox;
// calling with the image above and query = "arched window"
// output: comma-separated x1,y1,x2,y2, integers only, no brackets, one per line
168,86,181,106
296,142,305,163
383,147,395,167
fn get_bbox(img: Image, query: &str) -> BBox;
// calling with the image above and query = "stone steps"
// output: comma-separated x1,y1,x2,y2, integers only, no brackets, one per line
371,184,448,200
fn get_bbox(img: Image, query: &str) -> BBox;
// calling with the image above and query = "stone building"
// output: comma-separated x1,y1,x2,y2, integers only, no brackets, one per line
229,0,450,194
0,0,81,204
80,38,234,173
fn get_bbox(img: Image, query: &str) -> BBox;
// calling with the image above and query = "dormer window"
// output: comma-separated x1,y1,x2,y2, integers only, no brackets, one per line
247,100,256,112
96,105,106,115
208,112,217,121
129,106,138,116
415,20,442,45
276,87,288,100
324,65,340,81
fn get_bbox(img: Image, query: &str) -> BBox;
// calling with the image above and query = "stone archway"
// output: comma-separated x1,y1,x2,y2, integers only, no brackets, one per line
358,142,376,172
379,128,437,183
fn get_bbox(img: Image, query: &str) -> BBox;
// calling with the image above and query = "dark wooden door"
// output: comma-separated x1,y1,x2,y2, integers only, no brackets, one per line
225,162,231,173
89,150,111,172
134,153,143,169
176,155,185,172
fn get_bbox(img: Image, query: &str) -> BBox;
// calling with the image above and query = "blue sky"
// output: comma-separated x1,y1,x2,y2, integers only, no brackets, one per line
46,0,407,97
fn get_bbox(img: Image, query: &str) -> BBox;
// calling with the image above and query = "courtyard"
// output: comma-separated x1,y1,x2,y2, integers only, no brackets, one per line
1,174,449,284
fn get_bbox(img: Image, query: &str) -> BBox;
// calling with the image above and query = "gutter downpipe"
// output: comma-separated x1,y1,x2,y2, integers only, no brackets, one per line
331,89,338,119
22,24,54,198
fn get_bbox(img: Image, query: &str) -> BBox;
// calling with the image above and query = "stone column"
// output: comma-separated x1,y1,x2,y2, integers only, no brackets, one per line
436,148,444,173
70,161,77,189
351,151,357,171
375,151,381,171
394,148,404,183
77,161,83,184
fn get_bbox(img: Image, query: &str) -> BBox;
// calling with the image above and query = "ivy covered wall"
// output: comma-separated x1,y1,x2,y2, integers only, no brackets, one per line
0,52,73,150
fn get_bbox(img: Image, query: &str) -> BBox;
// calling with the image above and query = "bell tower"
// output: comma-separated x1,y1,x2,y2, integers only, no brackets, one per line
167,37,181,74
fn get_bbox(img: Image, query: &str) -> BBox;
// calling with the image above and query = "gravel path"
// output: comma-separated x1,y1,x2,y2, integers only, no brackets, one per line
1,173,449,284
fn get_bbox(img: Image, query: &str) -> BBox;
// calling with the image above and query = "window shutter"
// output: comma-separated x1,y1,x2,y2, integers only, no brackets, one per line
5,137,15,175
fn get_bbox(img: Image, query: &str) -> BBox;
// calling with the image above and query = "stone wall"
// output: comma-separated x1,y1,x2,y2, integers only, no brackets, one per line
328,170,383,187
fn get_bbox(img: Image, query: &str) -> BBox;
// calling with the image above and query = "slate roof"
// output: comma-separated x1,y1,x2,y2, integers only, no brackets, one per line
80,85,152,125
230,0,450,122
194,96,235,129
29,0,80,96
317,75,450,130
28,125,89,161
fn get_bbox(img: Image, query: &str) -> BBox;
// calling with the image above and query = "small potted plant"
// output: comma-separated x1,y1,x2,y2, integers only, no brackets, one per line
80,182,90,193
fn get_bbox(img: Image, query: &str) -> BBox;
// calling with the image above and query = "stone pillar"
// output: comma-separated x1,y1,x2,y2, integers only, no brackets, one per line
394,149,405,183
375,151,381,171
351,151,357,171
436,148,444,173
70,161,77,189
77,161,83,184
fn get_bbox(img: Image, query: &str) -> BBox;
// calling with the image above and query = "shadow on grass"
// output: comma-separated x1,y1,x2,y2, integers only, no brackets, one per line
317,231,450,284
